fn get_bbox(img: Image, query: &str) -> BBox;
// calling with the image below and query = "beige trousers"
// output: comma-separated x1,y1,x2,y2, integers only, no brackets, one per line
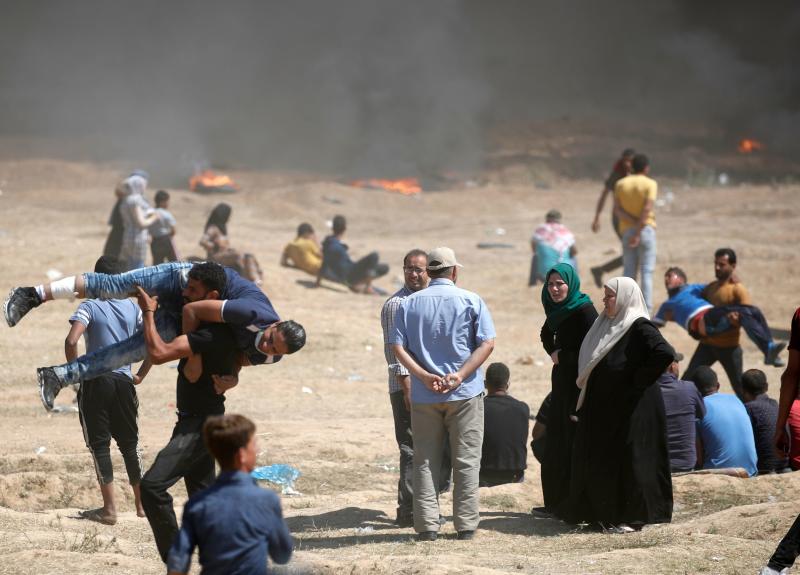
411,394,484,533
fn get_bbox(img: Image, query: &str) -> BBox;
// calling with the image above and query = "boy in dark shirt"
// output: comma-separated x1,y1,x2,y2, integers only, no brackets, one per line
480,363,530,487
167,414,292,575
742,369,789,473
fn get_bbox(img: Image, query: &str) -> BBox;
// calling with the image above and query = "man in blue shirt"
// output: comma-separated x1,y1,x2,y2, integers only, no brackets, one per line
317,214,389,293
692,366,757,476
391,247,495,541
657,352,706,472
167,414,292,575
65,255,151,525
654,267,784,367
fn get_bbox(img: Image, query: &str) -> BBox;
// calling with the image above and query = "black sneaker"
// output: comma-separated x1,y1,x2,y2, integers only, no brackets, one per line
590,267,604,289
457,530,475,540
766,342,787,366
417,531,437,542
4,287,42,327
38,367,63,411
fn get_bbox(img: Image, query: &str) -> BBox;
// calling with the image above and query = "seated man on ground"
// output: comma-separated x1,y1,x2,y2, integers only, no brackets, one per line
167,414,293,575
692,366,758,477
742,369,789,474
529,209,577,286
67,255,150,523
281,222,322,276
4,261,305,410
657,352,706,473
654,267,785,366
479,363,529,487
316,214,389,294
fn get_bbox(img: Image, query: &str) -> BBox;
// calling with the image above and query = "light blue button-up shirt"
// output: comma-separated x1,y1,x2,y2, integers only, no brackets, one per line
391,278,496,404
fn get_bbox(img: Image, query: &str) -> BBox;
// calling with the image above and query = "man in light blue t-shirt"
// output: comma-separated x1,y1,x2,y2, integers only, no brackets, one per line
691,366,757,477
391,247,495,542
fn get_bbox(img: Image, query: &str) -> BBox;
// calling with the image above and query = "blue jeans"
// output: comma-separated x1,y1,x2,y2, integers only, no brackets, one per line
622,225,656,313
53,263,193,385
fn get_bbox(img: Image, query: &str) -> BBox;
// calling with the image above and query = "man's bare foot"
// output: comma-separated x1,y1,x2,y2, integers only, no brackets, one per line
136,507,146,518
78,507,117,525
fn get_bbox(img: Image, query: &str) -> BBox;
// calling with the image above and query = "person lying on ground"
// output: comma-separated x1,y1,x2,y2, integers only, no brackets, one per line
167,414,293,575
200,203,264,285
654,266,786,366
4,261,305,410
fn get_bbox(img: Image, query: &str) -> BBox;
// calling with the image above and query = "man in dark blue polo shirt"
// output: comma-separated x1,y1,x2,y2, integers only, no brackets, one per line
317,214,388,293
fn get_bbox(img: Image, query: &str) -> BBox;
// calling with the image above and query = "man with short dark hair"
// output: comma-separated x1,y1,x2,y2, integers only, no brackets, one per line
135,263,243,562
590,148,635,288
4,261,305,410
614,153,657,312
380,249,451,527
317,214,389,293
167,414,293,575
480,362,529,487
655,267,785,369
742,369,788,473
656,352,706,473
281,222,322,276
392,247,495,541
67,255,150,524
692,366,757,476
683,248,760,398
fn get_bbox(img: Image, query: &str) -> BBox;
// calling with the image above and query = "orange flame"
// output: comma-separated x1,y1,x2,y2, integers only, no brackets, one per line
350,177,422,195
189,170,238,191
737,138,764,154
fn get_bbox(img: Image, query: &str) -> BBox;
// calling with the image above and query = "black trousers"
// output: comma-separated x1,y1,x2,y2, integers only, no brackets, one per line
348,252,389,286
77,373,142,485
703,305,773,356
150,236,178,264
390,391,451,520
769,512,800,570
140,414,216,562
683,343,744,399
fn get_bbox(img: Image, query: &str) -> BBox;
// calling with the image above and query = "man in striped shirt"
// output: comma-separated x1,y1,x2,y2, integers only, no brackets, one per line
381,249,450,528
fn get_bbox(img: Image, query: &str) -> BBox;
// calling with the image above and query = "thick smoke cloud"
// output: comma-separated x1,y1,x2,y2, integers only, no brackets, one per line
0,1,797,177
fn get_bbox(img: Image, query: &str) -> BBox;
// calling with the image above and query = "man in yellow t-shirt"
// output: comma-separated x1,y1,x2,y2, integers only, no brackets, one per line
281,223,322,276
614,154,657,312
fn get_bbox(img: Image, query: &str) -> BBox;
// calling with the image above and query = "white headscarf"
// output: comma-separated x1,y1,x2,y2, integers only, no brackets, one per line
574,276,650,410
123,174,147,196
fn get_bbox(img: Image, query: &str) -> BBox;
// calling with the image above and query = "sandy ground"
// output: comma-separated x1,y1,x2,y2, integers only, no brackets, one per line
0,157,798,574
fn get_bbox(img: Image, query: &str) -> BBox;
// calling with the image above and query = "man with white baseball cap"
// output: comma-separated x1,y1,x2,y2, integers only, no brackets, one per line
391,247,496,541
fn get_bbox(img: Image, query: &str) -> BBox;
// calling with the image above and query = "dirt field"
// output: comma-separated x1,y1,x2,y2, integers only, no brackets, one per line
0,157,798,574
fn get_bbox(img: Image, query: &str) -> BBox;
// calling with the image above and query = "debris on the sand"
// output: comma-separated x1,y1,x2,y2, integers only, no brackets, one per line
477,242,514,249
251,464,301,494
301,386,314,394
35,446,46,455
354,526,375,534
347,373,364,382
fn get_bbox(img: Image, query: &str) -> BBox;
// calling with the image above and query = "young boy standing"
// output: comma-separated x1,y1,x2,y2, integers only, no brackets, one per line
149,189,178,264
167,414,293,575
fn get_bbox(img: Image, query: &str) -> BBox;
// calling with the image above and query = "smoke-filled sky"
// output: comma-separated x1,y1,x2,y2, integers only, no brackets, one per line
0,1,797,176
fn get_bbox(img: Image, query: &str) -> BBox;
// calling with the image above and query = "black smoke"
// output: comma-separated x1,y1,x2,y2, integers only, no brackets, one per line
0,1,797,177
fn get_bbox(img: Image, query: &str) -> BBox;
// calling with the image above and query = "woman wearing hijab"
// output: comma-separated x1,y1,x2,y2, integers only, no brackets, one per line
119,173,161,271
102,182,126,259
565,277,674,532
538,263,597,517
199,203,264,285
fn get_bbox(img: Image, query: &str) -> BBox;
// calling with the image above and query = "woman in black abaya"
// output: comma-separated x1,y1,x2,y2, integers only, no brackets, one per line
538,263,597,516
565,276,674,532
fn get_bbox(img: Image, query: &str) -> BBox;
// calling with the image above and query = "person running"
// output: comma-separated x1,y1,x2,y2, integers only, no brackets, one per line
590,149,634,288
528,210,578,286
654,267,786,366
67,256,150,524
4,262,305,410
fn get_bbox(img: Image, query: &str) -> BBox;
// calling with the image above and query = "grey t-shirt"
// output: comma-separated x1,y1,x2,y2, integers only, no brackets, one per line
149,208,176,238
70,299,142,378
658,372,706,471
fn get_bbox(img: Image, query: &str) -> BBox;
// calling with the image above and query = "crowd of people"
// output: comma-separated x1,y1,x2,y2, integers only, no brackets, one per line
2,157,799,572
